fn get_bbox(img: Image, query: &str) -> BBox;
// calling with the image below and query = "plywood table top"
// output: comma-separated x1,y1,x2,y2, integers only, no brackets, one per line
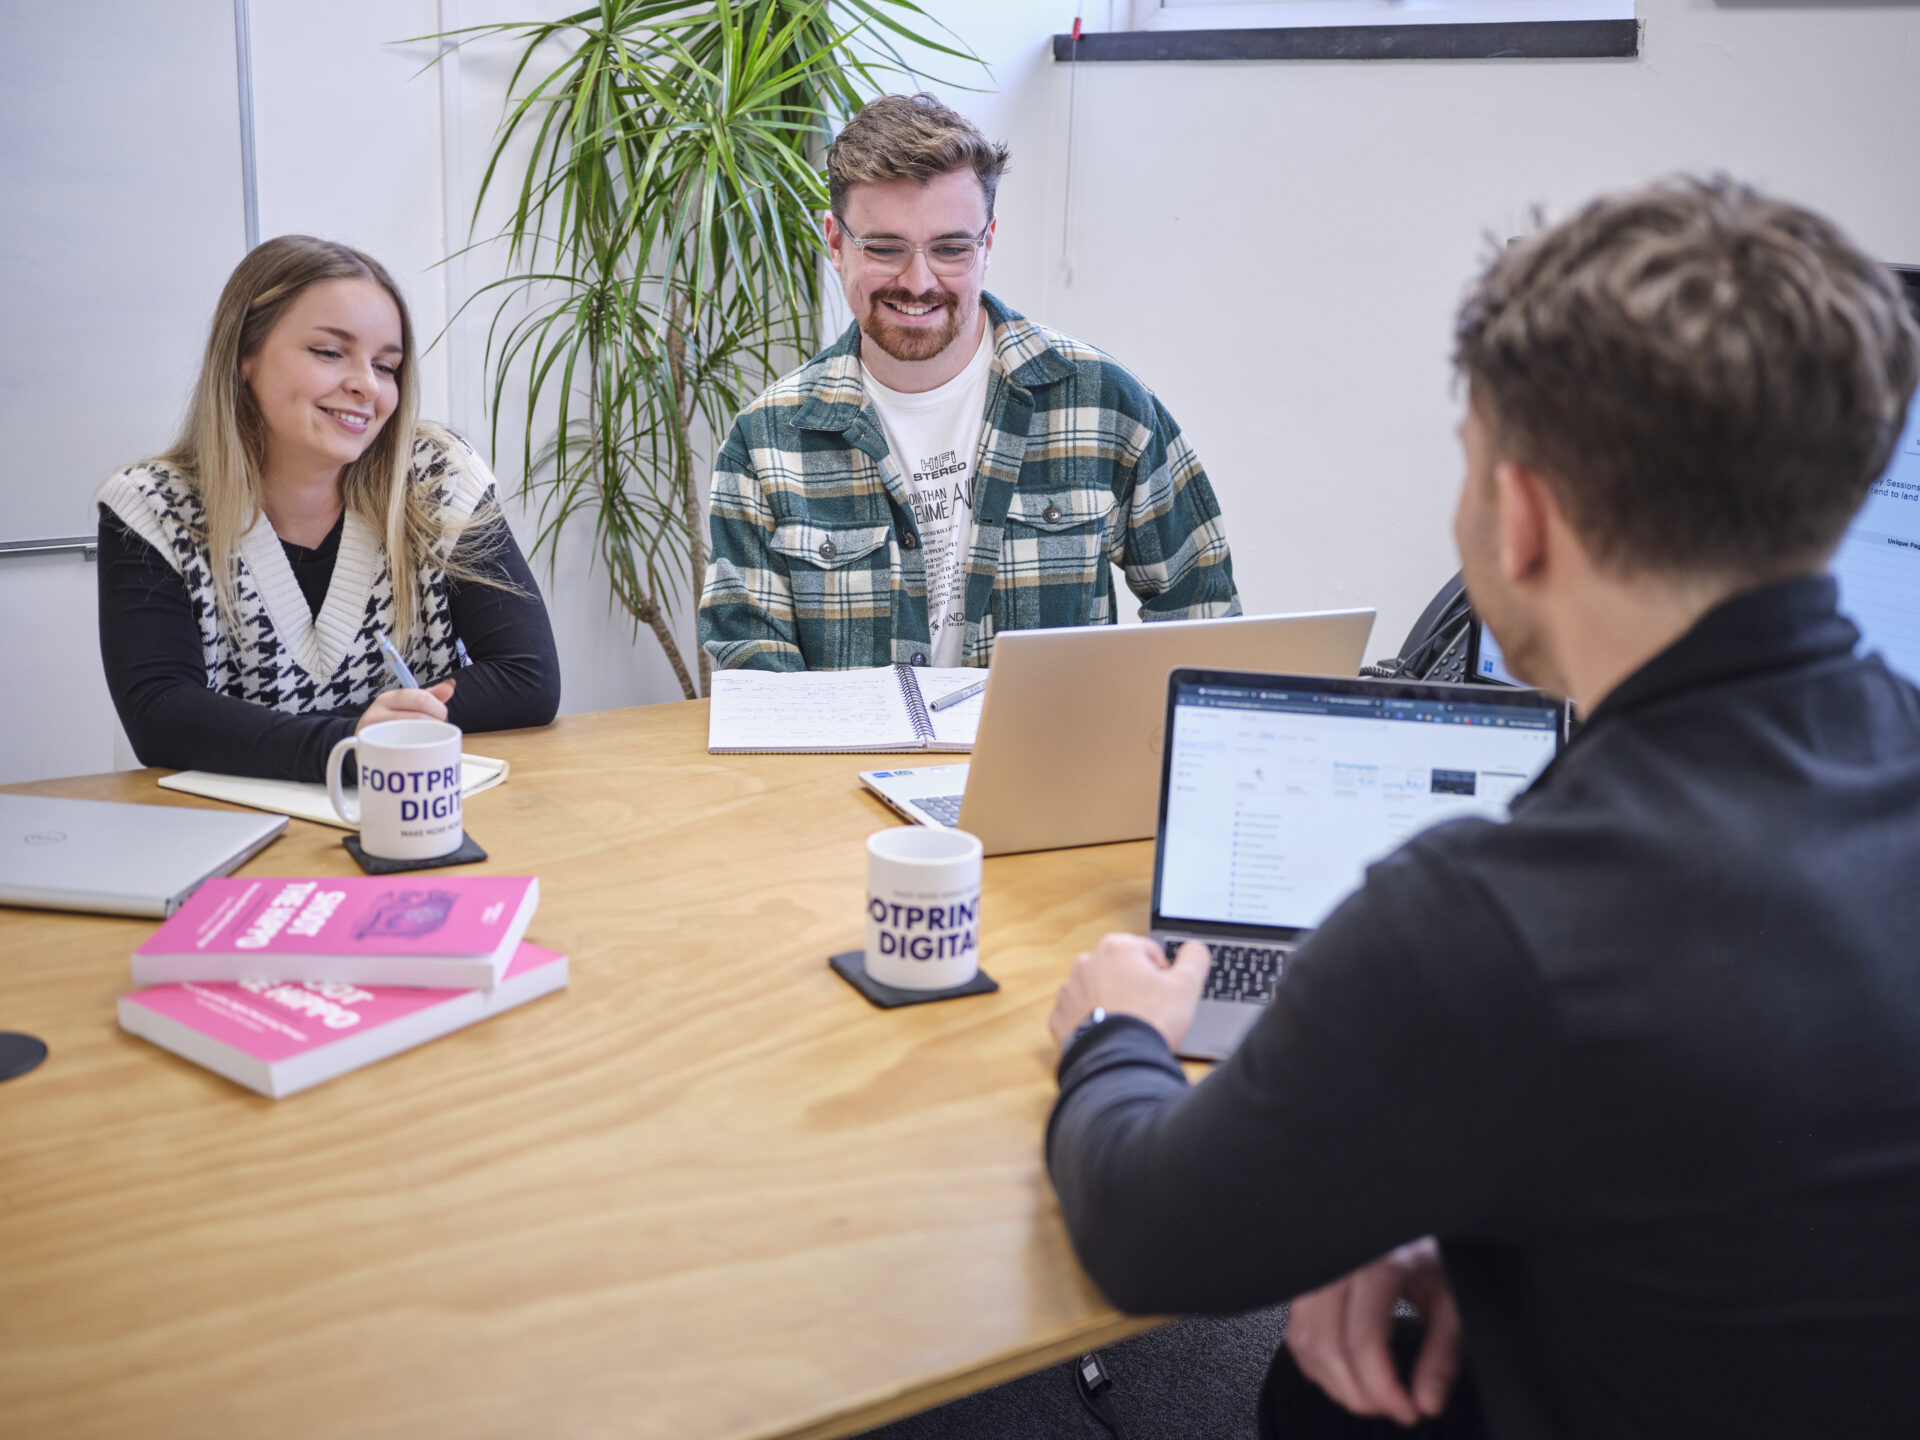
0,701,1166,1440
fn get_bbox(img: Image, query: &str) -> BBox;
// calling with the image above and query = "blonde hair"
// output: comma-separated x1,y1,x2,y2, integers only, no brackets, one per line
163,235,499,650
825,94,1010,223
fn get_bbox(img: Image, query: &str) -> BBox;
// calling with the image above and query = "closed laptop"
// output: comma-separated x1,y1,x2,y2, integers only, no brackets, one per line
0,794,286,918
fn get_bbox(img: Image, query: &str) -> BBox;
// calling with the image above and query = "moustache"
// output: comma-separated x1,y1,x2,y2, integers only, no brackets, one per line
870,287,957,312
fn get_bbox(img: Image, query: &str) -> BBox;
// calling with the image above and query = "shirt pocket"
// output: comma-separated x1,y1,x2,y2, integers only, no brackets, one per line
770,520,893,636
996,487,1115,631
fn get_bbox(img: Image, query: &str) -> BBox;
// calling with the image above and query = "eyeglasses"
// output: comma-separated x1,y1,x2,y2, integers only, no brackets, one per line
841,224,991,278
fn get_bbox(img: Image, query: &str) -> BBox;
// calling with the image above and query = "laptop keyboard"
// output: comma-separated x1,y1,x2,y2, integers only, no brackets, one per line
915,794,965,827
1196,942,1290,1004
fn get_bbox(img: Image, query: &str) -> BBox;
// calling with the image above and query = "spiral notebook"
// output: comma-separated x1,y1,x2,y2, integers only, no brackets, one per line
707,665,984,754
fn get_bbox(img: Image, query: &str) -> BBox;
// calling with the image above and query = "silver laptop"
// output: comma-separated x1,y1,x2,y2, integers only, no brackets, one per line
1150,668,1566,1060
0,794,287,917
860,610,1375,856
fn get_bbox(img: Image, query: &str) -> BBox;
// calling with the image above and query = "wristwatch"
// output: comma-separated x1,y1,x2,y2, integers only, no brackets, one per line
1065,1005,1108,1054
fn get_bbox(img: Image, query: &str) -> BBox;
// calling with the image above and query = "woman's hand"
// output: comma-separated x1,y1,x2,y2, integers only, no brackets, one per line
356,678,456,732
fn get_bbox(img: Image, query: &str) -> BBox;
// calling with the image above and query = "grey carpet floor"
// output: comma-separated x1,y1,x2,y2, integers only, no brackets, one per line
853,1305,1289,1440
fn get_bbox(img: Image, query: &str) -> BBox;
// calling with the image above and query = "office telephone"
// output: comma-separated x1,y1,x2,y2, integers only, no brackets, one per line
1363,572,1476,682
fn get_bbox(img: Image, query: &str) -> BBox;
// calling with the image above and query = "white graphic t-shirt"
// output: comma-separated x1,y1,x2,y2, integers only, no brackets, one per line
862,323,994,667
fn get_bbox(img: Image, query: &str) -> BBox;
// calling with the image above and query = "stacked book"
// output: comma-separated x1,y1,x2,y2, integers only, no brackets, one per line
118,875,566,1098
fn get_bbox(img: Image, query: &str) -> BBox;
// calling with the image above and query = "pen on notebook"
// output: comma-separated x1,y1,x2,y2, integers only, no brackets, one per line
376,632,420,690
929,678,987,712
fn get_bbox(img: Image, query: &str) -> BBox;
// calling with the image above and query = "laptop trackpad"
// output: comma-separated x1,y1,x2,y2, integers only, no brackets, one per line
1176,999,1262,1062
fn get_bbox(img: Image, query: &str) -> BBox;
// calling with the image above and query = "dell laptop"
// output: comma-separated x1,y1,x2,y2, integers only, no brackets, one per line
1150,668,1567,1060
860,609,1375,855
0,794,287,918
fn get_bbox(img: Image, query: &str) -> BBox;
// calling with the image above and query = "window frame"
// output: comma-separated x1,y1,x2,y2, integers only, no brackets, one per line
1124,0,1629,28
1054,2,1638,61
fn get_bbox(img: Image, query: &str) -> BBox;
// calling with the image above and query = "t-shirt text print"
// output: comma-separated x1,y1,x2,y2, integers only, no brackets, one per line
906,448,978,650
862,323,995,667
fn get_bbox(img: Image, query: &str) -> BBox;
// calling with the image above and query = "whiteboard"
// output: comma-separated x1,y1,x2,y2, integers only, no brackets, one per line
0,0,248,541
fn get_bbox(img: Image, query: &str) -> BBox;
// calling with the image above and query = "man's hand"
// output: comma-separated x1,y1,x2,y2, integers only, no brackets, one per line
1047,932,1212,1054
357,678,457,733
1285,1238,1462,1426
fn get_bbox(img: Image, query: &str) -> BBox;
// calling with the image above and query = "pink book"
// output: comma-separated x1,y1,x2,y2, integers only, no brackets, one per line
117,942,568,1098
131,875,540,990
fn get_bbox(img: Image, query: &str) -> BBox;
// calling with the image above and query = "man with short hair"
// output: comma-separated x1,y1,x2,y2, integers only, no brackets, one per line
1045,177,1920,1438
697,93,1238,673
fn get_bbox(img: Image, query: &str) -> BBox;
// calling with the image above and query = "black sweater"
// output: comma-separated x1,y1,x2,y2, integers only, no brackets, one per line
97,508,561,781
1048,577,1920,1439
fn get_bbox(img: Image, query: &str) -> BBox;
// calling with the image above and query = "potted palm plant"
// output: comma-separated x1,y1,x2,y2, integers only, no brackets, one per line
438,0,980,698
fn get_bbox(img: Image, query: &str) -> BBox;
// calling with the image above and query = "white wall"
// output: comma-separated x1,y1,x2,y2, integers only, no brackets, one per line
8,0,1920,780
1,0,246,784
924,0,1920,653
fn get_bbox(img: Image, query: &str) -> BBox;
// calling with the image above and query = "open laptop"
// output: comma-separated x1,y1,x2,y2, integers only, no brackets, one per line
860,609,1375,855
1828,263,1920,686
1150,668,1567,1060
0,794,286,917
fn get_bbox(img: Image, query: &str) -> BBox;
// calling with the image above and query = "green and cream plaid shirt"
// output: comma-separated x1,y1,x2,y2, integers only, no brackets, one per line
698,293,1240,672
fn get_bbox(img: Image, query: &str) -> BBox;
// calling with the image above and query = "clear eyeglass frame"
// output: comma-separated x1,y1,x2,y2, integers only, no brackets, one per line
842,224,991,278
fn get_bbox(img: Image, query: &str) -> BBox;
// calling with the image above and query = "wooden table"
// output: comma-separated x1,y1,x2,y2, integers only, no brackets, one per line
0,702,1168,1440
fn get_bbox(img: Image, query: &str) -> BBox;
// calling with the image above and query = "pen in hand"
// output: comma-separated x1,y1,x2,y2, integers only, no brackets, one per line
376,632,420,690
930,678,987,712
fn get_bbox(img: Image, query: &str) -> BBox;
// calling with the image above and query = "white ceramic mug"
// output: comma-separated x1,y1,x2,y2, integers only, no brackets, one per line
865,827,984,990
325,719,465,861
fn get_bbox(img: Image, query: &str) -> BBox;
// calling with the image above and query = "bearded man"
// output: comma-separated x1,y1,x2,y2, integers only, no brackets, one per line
697,93,1239,673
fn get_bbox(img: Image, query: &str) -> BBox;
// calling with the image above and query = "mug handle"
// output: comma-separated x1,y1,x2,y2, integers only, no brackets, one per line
325,735,361,827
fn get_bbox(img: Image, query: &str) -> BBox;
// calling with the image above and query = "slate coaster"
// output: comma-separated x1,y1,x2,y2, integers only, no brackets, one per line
829,950,999,1009
343,832,489,875
0,1032,48,1082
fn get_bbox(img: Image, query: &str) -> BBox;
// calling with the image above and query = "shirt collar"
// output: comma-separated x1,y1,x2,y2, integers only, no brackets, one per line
791,291,1078,435
1580,573,1860,732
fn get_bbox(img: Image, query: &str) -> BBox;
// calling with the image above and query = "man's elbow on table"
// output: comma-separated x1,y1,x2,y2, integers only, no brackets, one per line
1046,1065,1201,1316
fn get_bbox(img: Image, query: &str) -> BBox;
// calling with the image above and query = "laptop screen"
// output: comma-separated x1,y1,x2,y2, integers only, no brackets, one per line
1827,266,1920,685
1469,619,1521,686
1153,674,1563,935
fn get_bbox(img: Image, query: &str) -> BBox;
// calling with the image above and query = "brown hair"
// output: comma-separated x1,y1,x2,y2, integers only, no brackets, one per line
1454,176,1920,579
825,93,1010,222
162,235,499,649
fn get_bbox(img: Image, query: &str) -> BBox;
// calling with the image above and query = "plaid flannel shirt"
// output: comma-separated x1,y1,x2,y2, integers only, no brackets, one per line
698,293,1239,672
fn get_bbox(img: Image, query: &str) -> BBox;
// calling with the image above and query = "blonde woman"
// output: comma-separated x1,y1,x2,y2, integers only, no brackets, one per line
95,235,559,780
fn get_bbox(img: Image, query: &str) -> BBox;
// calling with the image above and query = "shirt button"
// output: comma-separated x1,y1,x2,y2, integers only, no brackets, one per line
911,652,928,666
901,531,919,550
818,539,837,560
1042,504,1062,523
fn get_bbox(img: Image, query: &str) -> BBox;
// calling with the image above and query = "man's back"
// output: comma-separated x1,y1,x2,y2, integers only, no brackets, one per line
1048,578,1920,1437
1442,577,1920,1435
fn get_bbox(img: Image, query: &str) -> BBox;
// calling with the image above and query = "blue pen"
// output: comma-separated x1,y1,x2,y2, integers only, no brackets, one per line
376,632,420,690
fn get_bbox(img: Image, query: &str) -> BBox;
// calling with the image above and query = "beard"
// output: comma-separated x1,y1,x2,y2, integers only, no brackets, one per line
859,285,965,363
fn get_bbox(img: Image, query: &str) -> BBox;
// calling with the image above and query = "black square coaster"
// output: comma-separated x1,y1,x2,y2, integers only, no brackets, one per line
343,832,489,875
829,950,999,1008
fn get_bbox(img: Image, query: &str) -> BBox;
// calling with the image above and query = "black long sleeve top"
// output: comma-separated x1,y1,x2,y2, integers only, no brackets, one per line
1048,577,1920,1439
97,507,561,781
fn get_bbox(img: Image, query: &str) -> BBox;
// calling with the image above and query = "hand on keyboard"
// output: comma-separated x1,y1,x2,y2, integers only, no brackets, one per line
1048,933,1214,1054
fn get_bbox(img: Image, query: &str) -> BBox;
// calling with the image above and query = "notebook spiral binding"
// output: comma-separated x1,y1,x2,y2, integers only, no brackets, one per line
895,664,935,743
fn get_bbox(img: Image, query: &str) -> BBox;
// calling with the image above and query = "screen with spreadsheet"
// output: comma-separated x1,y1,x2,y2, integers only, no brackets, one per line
1155,679,1561,933
1832,383,1920,685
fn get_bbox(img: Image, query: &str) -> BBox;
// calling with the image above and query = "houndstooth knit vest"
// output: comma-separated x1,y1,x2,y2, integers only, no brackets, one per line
95,432,496,715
